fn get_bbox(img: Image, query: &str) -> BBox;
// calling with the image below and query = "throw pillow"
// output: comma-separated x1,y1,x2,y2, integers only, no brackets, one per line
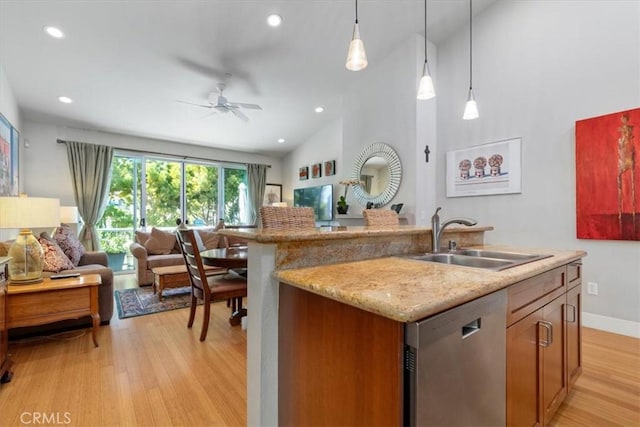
196,228,221,250
135,230,150,245
53,223,86,266
143,227,177,255
38,236,75,272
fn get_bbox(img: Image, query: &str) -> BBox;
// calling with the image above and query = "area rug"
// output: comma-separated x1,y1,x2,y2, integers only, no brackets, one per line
115,286,199,319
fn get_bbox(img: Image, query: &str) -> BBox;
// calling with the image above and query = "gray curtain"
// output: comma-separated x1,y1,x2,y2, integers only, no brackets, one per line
64,141,114,251
247,163,268,226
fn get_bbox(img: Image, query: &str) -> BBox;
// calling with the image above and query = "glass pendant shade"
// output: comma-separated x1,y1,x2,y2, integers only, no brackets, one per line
0,196,60,283
346,23,368,71
417,61,436,100
463,89,479,120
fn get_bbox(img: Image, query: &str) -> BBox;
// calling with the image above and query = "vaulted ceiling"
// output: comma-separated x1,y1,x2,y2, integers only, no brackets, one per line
0,0,497,157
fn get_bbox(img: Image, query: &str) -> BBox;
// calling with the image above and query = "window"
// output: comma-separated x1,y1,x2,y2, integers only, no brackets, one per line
98,153,247,272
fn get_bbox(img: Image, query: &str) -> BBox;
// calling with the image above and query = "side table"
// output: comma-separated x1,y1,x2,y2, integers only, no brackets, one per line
7,274,102,347
0,257,13,384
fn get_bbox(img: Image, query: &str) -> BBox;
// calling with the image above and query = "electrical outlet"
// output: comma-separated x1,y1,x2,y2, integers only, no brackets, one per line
587,282,598,295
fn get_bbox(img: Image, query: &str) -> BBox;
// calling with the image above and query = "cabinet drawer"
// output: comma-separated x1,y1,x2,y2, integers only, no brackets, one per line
567,261,582,290
507,267,566,326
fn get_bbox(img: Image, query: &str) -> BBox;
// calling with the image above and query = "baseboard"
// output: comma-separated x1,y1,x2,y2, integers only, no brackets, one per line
582,312,640,338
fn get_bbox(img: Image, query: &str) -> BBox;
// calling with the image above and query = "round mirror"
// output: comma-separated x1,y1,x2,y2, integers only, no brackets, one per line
351,143,401,208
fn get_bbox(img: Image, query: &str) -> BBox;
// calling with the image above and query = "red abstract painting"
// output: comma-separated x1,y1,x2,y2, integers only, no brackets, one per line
576,108,640,240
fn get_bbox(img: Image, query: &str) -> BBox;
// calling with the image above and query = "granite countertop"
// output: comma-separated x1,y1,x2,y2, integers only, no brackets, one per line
274,245,586,323
219,225,494,243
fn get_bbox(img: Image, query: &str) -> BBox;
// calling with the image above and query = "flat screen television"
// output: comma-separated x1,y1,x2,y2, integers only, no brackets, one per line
293,184,333,222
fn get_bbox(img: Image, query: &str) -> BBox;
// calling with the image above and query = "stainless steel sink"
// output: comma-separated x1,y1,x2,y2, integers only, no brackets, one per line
403,249,552,271
452,249,549,262
409,253,514,270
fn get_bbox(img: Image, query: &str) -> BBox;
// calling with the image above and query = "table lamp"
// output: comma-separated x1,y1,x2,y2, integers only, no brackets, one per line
0,196,60,283
60,205,80,235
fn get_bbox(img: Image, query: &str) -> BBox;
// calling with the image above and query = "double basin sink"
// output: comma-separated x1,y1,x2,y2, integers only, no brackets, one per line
404,248,552,271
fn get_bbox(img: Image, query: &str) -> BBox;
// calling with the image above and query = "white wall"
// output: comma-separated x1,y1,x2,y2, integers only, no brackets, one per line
22,120,283,206
0,64,22,241
436,0,640,333
342,34,420,221
281,118,342,206
0,65,20,132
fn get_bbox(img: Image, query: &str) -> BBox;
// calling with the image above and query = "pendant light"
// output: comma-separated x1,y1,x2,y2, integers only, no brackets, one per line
463,0,479,120
346,0,368,71
417,0,435,100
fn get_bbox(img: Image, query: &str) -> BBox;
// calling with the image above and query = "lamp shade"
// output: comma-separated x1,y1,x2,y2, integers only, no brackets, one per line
0,197,61,229
60,205,79,224
346,23,368,71
0,196,61,283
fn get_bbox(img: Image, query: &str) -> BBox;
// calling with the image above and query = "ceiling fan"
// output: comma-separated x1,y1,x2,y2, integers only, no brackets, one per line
177,83,262,122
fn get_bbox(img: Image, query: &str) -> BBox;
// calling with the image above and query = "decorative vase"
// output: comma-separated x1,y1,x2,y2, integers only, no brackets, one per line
337,205,349,215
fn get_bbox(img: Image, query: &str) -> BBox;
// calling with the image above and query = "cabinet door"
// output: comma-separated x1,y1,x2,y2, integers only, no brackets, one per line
507,308,543,427
566,285,582,390
541,295,567,425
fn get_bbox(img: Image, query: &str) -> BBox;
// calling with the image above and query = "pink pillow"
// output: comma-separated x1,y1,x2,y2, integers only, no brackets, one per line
53,223,86,266
143,227,177,255
38,236,74,272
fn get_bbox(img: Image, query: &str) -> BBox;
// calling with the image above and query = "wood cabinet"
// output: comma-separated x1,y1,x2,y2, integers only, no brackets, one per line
0,257,13,384
279,284,404,426
506,262,583,426
566,262,582,390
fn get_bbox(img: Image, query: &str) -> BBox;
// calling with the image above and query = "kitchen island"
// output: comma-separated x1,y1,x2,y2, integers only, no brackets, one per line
219,225,585,426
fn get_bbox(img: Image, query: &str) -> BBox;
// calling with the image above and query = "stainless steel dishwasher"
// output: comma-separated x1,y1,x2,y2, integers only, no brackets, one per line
404,289,506,426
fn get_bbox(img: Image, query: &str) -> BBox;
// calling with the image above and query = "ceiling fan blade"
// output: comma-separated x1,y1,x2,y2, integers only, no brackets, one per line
229,102,262,110
176,100,212,108
200,111,218,119
231,108,249,122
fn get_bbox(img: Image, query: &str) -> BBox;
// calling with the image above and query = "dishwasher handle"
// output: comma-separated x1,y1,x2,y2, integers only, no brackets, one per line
462,318,481,339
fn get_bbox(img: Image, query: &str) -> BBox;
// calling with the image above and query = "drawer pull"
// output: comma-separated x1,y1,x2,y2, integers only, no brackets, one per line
567,304,577,323
539,321,553,347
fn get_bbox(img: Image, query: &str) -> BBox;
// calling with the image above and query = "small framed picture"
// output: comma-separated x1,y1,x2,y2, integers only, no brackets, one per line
324,160,336,176
264,183,283,206
299,166,309,180
311,163,322,179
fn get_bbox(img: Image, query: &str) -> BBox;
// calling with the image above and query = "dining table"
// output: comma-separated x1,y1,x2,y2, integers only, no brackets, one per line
200,246,248,271
200,246,249,326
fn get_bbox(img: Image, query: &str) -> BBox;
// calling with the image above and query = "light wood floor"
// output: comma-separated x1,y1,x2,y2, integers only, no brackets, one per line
0,274,638,426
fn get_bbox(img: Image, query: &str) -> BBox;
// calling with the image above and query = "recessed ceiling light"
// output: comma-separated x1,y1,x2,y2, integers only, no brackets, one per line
58,96,73,104
267,14,283,27
277,138,285,144
44,26,65,39
314,106,325,113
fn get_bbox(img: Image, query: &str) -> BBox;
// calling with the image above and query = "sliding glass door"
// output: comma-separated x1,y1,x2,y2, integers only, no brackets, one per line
98,153,247,272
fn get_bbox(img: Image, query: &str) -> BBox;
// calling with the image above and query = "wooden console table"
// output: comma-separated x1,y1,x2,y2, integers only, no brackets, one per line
7,274,101,347
0,257,13,384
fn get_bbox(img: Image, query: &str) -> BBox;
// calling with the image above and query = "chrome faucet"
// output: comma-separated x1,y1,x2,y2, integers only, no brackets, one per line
431,207,478,253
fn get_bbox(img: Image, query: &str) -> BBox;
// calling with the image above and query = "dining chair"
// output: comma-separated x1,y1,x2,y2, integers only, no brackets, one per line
260,206,316,230
176,228,247,341
362,209,400,226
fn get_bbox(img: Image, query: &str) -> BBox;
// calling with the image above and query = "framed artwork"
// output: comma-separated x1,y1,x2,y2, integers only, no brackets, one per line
576,108,640,241
299,166,309,181
446,137,522,198
0,113,19,196
324,160,336,176
264,183,283,206
311,163,322,179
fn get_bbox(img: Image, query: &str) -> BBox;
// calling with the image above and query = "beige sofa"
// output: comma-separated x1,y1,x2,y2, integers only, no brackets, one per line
130,227,247,286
